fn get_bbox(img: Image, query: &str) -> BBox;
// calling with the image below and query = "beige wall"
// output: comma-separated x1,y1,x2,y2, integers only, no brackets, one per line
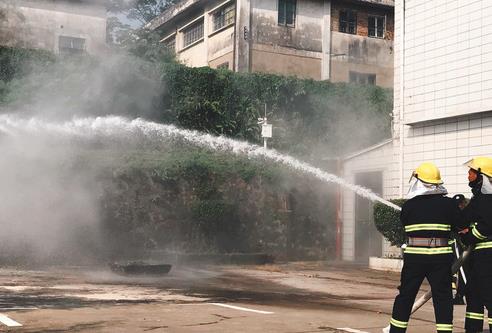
252,48,321,80
208,25,235,65
330,31,394,88
153,0,393,85
157,0,236,69
251,0,324,52
209,51,234,69
250,0,326,78
0,0,107,55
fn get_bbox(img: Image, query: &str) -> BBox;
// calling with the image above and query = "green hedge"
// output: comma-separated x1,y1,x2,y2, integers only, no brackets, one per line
0,46,55,104
373,199,406,246
161,63,393,157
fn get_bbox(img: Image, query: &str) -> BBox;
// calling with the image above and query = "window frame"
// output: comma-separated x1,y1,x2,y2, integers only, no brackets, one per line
349,71,376,85
211,2,236,33
339,9,357,35
181,18,204,49
58,35,86,55
160,33,176,53
368,15,385,38
278,0,297,28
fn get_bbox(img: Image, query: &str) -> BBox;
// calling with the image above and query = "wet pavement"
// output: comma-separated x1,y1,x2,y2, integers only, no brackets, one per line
0,262,476,332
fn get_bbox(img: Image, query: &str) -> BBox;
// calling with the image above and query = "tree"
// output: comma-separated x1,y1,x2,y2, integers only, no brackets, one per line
106,0,178,25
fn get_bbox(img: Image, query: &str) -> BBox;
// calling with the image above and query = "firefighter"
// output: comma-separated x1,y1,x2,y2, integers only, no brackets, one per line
452,194,467,306
388,162,465,333
460,157,492,333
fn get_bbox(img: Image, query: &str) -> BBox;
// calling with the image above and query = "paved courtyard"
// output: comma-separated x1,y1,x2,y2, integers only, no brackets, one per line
0,262,478,332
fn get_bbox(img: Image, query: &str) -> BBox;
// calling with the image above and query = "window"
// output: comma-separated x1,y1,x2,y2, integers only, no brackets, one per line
163,36,175,52
278,0,296,27
339,10,357,34
349,71,376,85
183,19,204,47
213,3,235,31
368,15,385,38
59,36,85,55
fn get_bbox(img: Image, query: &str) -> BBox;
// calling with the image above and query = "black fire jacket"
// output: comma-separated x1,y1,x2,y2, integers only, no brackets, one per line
400,194,465,263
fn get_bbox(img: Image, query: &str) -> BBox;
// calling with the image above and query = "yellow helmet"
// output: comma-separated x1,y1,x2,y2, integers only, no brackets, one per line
465,156,492,178
411,162,443,185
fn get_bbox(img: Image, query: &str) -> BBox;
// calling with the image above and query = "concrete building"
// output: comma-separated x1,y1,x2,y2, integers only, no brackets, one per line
0,0,107,56
341,0,492,262
147,0,395,87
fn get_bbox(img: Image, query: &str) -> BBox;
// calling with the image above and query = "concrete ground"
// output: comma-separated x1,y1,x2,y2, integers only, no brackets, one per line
0,262,481,332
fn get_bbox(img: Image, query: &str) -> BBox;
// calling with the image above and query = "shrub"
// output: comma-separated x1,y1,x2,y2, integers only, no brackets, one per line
373,199,406,246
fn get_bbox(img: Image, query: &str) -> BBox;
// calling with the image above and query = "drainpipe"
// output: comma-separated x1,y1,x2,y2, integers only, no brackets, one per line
335,157,343,260
398,0,406,198
232,0,237,71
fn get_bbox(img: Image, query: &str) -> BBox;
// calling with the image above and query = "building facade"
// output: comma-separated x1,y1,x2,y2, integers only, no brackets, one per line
147,0,394,87
341,0,492,262
0,0,107,56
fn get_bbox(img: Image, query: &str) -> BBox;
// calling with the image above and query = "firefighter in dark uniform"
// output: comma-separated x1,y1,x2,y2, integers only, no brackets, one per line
388,162,465,333
460,157,492,333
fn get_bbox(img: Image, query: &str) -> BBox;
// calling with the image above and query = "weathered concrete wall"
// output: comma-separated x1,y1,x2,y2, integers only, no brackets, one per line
249,0,324,79
0,0,107,55
251,0,324,52
179,35,209,67
330,0,394,87
208,24,235,67
101,169,336,260
155,0,236,69
330,32,393,87
209,51,234,69
252,47,321,80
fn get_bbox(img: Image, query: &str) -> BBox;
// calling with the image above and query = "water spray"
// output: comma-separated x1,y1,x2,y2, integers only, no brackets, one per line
0,115,401,211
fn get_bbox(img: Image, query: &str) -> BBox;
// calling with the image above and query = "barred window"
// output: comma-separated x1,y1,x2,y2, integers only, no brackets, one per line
339,10,357,34
183,20,204,47
368,15,385,38
163,36,175,52
278,0,296,27
349,71,376,85
59,36,85,55
213,3,235,31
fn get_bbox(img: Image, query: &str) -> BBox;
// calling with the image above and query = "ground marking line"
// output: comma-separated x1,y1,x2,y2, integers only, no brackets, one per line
0,314,22,327
208,303,274,314
337,328,370,333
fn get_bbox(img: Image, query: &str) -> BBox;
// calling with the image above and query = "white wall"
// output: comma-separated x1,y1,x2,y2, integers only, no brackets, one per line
399,0,492,124
394,0,492,198
341,141,400,261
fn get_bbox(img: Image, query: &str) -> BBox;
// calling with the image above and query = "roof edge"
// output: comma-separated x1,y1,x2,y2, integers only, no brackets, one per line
342,138,393,161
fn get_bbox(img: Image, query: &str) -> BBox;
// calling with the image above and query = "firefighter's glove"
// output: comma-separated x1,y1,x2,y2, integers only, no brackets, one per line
453,194,466,210
460,231,477,246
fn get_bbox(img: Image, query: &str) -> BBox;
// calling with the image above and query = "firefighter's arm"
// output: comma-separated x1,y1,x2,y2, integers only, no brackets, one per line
459,197,492,244
451,195,468,232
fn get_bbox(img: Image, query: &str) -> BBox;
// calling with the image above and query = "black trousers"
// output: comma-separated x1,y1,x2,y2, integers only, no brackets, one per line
465,253,492,333
390,261,453,333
